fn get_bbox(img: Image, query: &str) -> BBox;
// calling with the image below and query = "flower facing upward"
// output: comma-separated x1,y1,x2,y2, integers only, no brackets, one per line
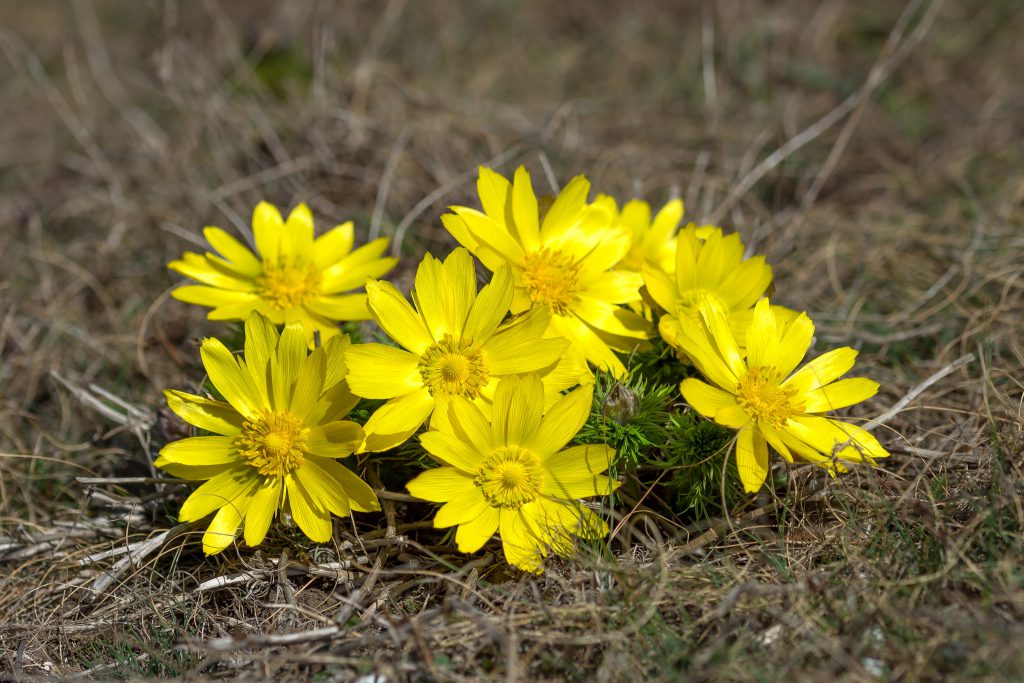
676,298,889,493
406,375,619,572
345,248,577,453
441,166,652,378
642,224,787,355
155,312,379,554
169,201,397,346
615,198,684,273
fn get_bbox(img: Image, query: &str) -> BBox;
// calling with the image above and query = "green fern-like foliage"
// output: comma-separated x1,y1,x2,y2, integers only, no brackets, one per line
573,371,674,468
654,411,743,519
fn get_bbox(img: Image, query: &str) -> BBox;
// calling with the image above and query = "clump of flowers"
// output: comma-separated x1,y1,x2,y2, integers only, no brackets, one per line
157,166,891,571
155,312,378,554
406,375,616,572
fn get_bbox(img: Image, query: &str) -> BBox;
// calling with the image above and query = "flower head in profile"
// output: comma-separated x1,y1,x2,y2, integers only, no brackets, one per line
345,248,581,453
169,201,396,346
406,375,619,572
155,312,379,554
615,197,684,273
642,224,789,353
442,166,652,378
677,298,889,493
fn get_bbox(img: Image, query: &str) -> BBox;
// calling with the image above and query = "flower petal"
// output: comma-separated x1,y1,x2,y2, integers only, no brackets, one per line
243,478,282,547
406,466,477,503
531,383,593,456
200,338,263,418
365,279,434,355
420,430,483,473
360,387,435,452
455,505,500,553
285,472,332,542
345,343,422,399
178,467,255,523
164,390,243,436
736,426,770,493
541,444,619,499
491,375,544,446
803,377,879,413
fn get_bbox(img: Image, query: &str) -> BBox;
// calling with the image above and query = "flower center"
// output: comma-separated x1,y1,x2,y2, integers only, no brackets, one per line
256,261,321,310
521,249,580,316
418,334,489,399
676,289,727,322
475,446,543,509
735,366,802,428
234,410,309,476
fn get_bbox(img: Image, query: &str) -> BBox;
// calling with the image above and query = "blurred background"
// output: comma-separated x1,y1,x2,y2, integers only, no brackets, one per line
2,0,1024,679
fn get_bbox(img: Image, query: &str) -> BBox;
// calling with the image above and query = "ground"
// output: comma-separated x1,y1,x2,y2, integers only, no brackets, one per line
2,0,1024,680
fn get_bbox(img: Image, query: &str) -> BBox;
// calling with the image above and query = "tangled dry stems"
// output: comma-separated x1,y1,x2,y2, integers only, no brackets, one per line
2,0,1023,680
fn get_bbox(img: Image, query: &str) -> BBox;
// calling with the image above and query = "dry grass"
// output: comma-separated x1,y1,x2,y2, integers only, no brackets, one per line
2,0,1023,680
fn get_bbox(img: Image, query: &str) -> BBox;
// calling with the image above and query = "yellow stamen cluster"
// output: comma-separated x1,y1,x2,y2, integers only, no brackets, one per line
474,446,543,509
235,409,309,476
418,334,489,398
735,366,802,428
521,249,580,315
256,261,322,309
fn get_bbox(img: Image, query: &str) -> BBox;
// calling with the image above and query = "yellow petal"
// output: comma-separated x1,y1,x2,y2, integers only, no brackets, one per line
511,166,541,250
786,416,889,463
270,322,306,411
499,509,544,573
680,379,748,429
456,207,526,267
168,256,257,291
771,311,815,377
154,460,236,480
784,347,858,395
549,314,627,379
203,226,261,276
744,298,778,369
698,298,745,380
477,166,512,219
572,296,652,340
319,252,398,294
365,279,434,355
164,390,243,436
305,294,370,321
284,472,332,542
582,270,645,305
359,387,435,452
172,285,260,308
541,444,619,499
538,174,590,245
306,421,363,458
252,201,284,262
243,311,279,406
420,430,483,474
531,383,593,456
492,375,544,446
200,338,263,418
313,457,380,512
158,436,239,466
450,397,495,455
244,478,282,547
294,456,353,518
345,343,422,399
312,222,354,270
435,487,489,527
735,426,769,493
406,466,477,503
465,265,514,343
455,505,500,553
203,493,252,555
803,377,879,413
178,467,254,523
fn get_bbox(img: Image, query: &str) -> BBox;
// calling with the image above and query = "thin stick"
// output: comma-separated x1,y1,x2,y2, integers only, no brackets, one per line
866,354,974,432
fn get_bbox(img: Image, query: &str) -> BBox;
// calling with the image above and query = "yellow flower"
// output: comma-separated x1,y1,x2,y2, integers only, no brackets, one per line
615,197,684,273
345,248,581,453
155,312,379,554
406,375,618,572
169,201,396,346
676,298,889,493
442,166,652,378
642,224,790,352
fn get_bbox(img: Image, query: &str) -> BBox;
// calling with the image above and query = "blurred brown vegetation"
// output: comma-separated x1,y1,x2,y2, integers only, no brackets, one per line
2,0,1024,680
